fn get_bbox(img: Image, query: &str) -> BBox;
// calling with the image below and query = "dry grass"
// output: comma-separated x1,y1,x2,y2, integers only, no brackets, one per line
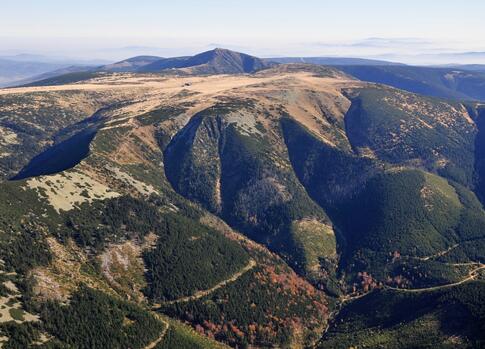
25,170,120,212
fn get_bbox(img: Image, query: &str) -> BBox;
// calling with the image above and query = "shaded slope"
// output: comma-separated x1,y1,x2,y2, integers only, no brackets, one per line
11,127,97,180
338,65,485,101
320,282,485,349
473,105,485,204
283,116,485,289
163,103,333,277
344,87,476,186
281,116,376,210
0,89,122,180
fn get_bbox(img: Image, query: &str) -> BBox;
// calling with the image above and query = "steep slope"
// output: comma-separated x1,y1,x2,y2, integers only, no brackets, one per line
320,281,485,348
163,104,331,276
160,65,354,291
11,127,97,180
0,63,484,348
283,116,485,289
473,104,485,203
338,65,485,101
0,69,336,347
0,88,134,179
344,86,477,186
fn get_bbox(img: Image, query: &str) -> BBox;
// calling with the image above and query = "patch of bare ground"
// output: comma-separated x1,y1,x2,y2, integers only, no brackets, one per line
99,233,158,302
0,126,19,146
30,238,116,302
107,165,157,195
199,213,280,255
25,170,120,212
0,276,38,325
99,241,146,302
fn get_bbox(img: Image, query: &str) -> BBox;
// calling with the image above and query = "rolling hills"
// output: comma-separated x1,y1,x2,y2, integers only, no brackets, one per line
0,51,484,348
23,48,274,87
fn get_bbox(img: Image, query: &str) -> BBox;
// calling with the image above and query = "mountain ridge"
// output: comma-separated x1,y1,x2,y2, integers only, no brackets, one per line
0,51,484,348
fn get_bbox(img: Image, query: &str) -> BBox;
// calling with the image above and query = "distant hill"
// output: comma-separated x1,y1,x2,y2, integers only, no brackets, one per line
267,56,401,66
11,65,100,87
337,65,485,101
137,48,274,74
100,55,163,72
0,58,70,86
435,64,485,73
0,54,110,65
0,54,112,87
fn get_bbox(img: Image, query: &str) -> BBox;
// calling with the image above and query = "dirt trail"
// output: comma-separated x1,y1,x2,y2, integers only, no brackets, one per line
146,259,256,347
317,289,372,344
386,264,485,293
144,312,169,349
413,243,459,261
316,260,485,343
153,259,256,308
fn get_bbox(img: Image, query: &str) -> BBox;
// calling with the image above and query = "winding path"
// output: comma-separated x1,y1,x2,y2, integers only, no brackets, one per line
144,313,169,349
146,259,257,347
385,263,485,293
315,261,485,347
412,243,459,261
152,259,256,308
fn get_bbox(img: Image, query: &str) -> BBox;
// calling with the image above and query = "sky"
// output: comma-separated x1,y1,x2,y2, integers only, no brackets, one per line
1,0,484,64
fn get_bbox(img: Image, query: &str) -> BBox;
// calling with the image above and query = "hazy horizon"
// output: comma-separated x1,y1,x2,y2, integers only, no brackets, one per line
1,0,485,65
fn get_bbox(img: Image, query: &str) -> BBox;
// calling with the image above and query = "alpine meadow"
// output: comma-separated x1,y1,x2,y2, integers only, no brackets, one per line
0,1,484,348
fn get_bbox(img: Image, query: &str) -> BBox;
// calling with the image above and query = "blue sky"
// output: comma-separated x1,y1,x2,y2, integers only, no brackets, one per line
1,0,484,62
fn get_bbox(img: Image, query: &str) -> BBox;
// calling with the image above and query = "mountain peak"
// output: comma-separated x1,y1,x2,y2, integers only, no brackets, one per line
137,48,273,74
212,47,231,53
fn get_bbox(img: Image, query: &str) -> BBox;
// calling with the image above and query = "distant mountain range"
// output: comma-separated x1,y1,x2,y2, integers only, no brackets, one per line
14,48,275,86
434,64,485,73
377,51,485,66
0,58,71,86
267,56,402,66
0,55,109,87
8,49,409,88
5,48,485,103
